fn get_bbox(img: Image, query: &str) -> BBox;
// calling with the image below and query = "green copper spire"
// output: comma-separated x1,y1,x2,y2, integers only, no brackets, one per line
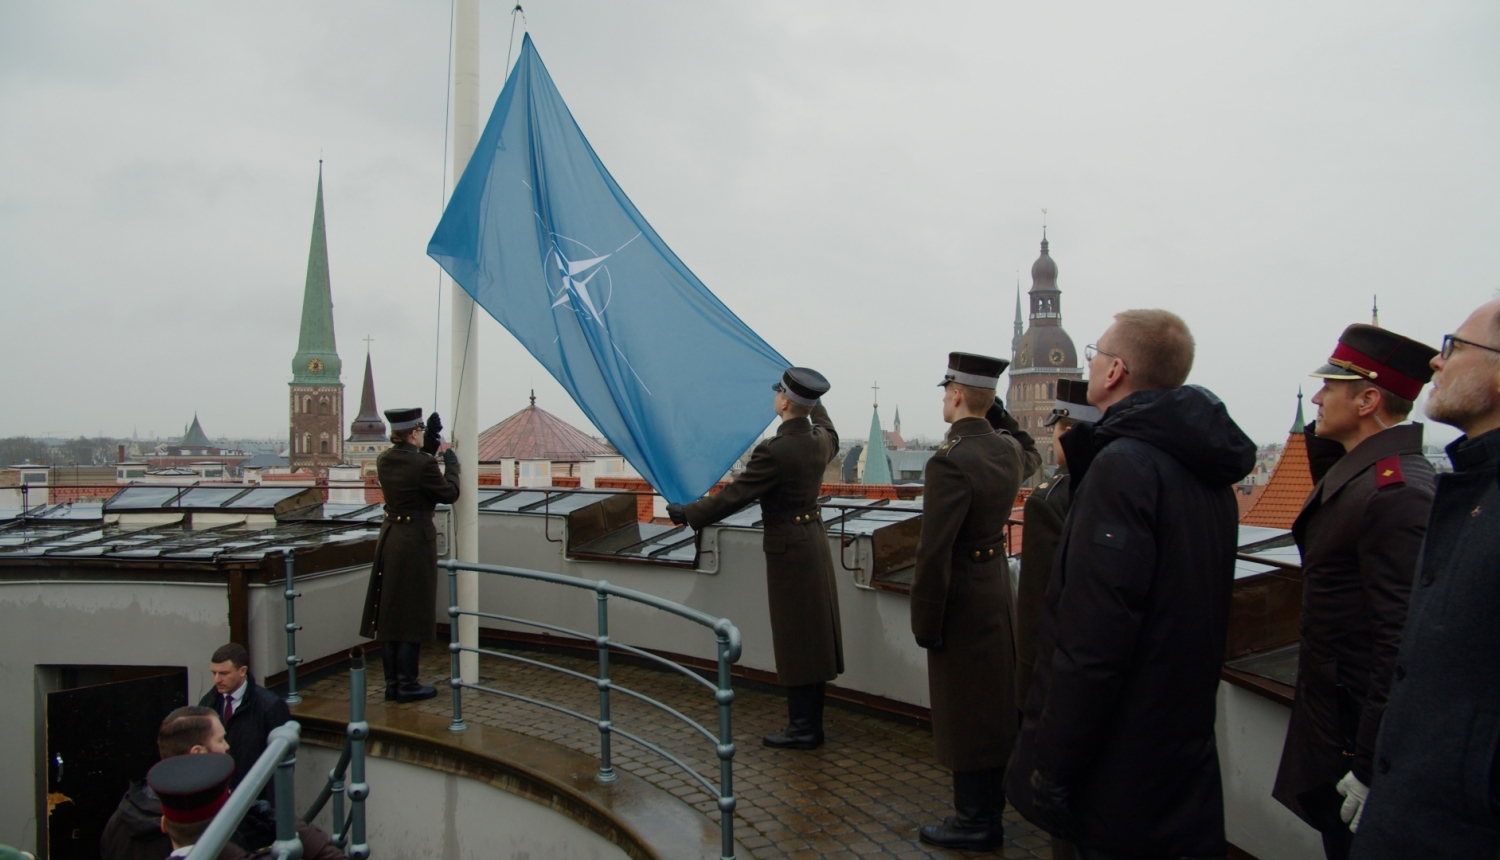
291,162,342,385
862,394,892,485
181,414,211,448
1291,388,1306,434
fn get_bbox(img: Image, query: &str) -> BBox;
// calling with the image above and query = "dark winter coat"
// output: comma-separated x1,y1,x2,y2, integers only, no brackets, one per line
1352,428,1500,859
1004,386,1256,858
359,442,460,643
198,674,291,798
1273,423,1434,823
1016,464,1071,705
686,404,842,687
101,780,171,860
246,823,348,860
910,415,1040,772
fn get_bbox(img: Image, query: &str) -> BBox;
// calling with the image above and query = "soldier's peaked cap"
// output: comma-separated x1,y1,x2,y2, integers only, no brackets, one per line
938,352,1009,388
1045,377,1103,426
147,752,235,824
1310,324,1437,401
384,407,425,432
773,367,830,407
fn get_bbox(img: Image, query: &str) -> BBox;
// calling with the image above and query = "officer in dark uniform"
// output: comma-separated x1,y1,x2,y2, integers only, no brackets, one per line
359,407,460,703
1013,378,1097,860
669,368,842,749
146,753,244,859
1272,324,1439,859
912,352,1040,851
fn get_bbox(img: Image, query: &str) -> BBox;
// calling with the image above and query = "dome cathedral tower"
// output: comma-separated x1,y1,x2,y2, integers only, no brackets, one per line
1006,228,1083,475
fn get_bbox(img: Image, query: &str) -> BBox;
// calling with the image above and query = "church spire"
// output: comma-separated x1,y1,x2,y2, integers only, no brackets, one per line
291,162,341,384
1291,388,1306,434
1012,276,1024,358
348,351,387,442
862,384,892,485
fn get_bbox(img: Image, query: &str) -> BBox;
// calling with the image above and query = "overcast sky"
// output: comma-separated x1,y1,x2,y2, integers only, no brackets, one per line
2,2,1496,451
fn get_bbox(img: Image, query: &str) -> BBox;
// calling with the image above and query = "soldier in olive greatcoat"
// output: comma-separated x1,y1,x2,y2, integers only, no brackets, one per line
360,407,460,703
1013,378,1097,860
1272,325,1439,859
911,352,1040,851
670,368,842,750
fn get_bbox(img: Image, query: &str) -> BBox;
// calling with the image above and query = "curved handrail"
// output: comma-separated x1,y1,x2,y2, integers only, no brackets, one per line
443,559,741,860
186,723,302,860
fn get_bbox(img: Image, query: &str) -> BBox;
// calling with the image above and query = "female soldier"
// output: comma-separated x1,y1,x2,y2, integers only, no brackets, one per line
359,408,460,702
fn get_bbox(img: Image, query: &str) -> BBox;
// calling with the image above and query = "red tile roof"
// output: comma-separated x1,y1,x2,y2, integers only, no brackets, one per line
475,399,614,463
1240,433,1313,528
1235,483,1268,519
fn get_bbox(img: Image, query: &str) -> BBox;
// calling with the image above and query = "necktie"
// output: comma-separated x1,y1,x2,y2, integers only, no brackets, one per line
223,696,234,724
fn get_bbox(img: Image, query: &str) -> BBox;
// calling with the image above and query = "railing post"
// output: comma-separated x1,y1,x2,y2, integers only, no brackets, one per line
447,561,467,732
283,553,302,705
715,621,737,860
346,648,370,860
594,581,617,783
269,724,304,860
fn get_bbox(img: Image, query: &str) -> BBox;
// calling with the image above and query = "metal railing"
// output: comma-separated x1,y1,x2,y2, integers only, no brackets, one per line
283,554,303,704
442,559,743,860
301,648,370,859
187,723,302,860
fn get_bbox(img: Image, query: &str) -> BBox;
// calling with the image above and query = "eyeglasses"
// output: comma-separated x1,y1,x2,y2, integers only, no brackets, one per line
1085,344,1129,375
1441,334,1500,360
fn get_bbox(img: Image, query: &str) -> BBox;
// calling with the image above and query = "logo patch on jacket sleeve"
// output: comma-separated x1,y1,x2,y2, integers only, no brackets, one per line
1374,456,1405,489
1092,524,1127,550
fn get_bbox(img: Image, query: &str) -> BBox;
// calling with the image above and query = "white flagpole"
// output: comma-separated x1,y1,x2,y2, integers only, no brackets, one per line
451,0,480,686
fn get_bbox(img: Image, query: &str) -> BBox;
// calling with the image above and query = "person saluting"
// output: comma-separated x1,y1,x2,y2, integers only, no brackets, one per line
668,368,843,750
359,407,459,703
912,352,1039,851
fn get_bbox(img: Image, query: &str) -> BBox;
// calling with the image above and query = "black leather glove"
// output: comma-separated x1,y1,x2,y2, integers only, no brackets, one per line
916,635,945,652
986,397,1021,433
422,412,443,455
441,448,458,471
1029,769,1072,838
666,503,686,526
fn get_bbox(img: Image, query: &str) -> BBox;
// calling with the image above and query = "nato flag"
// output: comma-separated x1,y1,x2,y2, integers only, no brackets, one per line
429,35,788,504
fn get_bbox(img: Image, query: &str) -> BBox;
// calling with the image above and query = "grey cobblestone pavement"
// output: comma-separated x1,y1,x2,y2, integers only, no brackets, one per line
302,644,1055,859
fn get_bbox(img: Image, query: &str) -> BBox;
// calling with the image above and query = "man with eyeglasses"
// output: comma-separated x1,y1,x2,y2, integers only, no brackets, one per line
1352,301,1500,859
1004,309,1256,860
1270,325,1438,860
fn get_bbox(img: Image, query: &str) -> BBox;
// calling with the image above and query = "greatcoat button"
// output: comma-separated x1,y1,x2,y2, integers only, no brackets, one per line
1378,757,1390,774
1394,665,1406,680
1420,571,1435,586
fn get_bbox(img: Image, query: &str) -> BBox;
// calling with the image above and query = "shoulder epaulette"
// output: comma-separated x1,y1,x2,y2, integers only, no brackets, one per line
1374,455,1405,489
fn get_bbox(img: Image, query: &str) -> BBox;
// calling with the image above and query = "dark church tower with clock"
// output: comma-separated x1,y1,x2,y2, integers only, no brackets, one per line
288,164,345,476
1007,229,1083,473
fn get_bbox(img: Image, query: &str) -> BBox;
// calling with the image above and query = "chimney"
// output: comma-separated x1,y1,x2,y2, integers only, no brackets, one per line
118,444,126,463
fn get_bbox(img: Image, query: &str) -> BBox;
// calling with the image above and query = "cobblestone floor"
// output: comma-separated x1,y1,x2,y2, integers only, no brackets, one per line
302,645,1055,859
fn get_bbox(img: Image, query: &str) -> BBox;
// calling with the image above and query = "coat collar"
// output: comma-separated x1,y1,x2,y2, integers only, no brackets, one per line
1316,423,1426,500
946,416,994,442
392,441,419,451
776,416,812,437
1447,425,1500,475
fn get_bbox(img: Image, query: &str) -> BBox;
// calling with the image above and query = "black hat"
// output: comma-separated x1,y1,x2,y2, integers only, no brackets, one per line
147,752,235,824
1044,377,1103,426
938,352,1009,388
1309,324,1437,402
773,367,830,407
383,407,424,433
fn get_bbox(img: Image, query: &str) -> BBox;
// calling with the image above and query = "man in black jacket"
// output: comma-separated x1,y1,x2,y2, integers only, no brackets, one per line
1353,299,1500,859
1272,325,1438,860
197,643,290,798
1004,309,1256,860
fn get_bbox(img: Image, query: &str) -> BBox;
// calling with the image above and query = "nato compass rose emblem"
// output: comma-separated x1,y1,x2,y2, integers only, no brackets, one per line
543,231,651,392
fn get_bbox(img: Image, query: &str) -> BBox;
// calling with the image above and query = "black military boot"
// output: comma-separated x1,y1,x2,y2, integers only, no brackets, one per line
395,642,437,703
763,684,824,749
381,641,400,701
919,768,1004,851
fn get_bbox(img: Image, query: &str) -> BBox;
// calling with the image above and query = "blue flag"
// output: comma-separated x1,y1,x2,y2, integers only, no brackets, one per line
429,35,788,504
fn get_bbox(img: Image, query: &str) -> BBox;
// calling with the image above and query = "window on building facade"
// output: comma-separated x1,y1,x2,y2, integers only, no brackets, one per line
303,396,312,414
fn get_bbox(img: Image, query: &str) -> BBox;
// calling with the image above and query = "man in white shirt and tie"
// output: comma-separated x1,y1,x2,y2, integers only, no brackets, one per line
196,643,290,800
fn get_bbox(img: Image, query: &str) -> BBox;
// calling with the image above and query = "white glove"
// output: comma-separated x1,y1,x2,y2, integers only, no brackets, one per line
1336,771,1369,833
